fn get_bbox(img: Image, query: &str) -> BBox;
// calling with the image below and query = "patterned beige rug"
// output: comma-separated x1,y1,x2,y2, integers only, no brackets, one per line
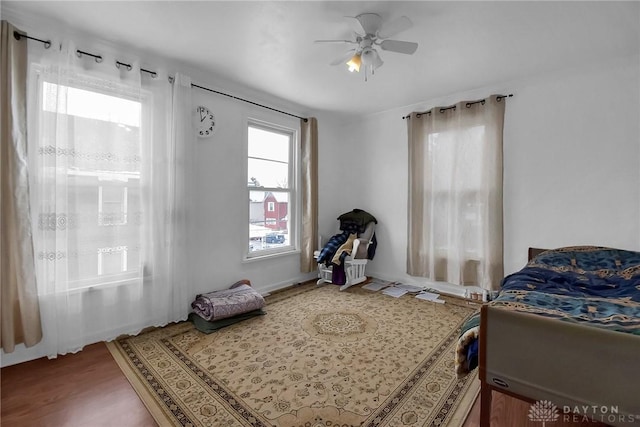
107,283,479,427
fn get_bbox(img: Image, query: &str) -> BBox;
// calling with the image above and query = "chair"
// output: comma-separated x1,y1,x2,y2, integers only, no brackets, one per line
314,219,376,291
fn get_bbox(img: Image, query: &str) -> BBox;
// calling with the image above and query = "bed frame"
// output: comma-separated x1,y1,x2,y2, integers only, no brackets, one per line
479,248,640,426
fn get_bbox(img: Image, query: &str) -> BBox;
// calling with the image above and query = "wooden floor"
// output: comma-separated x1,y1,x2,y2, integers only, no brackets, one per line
1,343,609,427
1,343,157,427
463,389,609,427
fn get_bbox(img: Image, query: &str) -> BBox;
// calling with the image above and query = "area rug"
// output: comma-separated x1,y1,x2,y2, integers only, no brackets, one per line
107,282,479,427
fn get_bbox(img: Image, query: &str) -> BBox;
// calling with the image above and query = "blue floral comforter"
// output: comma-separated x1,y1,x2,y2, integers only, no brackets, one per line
455,246,640,376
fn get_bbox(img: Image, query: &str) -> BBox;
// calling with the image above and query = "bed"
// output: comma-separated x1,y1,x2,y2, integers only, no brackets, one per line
455,246,640,426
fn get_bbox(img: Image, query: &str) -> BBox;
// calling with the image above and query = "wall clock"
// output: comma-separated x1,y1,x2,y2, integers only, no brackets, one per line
195,105,216,137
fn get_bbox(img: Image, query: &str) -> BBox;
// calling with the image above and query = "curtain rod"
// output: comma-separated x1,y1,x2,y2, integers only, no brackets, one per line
13,31,51,49
16,32,308,123
191,83,307,122
401,94,513,120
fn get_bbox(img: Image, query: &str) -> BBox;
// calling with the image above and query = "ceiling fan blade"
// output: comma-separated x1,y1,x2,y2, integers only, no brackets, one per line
379,39,418,55
314,39,357,44
330,49,356,66
351,13,382,35
377,16,413,39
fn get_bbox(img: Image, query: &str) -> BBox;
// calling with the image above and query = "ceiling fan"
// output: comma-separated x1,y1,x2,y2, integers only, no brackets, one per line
315,13,418,80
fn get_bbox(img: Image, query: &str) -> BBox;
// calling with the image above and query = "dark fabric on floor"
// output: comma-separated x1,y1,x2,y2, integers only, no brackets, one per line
189,309,266,334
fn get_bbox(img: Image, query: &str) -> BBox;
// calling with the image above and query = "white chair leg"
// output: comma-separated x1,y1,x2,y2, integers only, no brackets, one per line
339,259,368,291
316,263,332,286
339,282,355,291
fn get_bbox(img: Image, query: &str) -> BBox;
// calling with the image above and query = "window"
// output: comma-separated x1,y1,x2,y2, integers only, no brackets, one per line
406,98,505,288
32,77,144,289
247,121,297,256
428,126,484,258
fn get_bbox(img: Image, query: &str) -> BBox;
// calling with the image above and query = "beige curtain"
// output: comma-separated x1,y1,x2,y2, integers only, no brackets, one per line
1,21,43,353
300,117,318,273
407,96,505,291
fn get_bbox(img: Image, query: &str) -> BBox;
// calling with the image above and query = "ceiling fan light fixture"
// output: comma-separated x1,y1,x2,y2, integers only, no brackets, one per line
372,51,384,70
317,12,417,79
361,48,374,66
346,54,361,72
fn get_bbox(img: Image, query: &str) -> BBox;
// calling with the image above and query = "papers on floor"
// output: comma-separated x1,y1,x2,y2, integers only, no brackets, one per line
415,291,445,304
416,291,440,300
394,283,425,293
381,287,408,298
362,279,444,303
362,279,392,291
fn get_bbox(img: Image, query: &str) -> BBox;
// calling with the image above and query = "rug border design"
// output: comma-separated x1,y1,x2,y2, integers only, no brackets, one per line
363,316,479,426
161,337,268,426
107,340,181,425
108,285,480,427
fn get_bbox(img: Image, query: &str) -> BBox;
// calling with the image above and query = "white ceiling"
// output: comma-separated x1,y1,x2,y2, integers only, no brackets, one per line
3,1,639,116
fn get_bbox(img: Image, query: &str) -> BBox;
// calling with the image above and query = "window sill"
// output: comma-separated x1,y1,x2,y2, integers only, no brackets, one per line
243,248,300,263
45,276,145,295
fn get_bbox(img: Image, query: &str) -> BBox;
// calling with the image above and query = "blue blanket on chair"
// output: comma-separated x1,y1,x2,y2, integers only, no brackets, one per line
316,231,350,266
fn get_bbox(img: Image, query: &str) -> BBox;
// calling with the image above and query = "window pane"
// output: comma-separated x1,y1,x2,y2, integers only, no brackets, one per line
428,125,484,191
247,121,295,257
43,82,141,127
64,176,141,285
248,190,290,253
248,126,289,162
39,80,142,288
247,125,290,189
248,158,288,188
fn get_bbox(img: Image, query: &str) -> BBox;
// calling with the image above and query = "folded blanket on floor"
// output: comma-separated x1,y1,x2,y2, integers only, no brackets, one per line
189,309,266,334
191,282,265,321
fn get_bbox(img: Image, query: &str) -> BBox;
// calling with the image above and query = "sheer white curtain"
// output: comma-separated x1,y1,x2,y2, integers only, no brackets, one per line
407,96,505,291
27,40,193,356
165,73,194,319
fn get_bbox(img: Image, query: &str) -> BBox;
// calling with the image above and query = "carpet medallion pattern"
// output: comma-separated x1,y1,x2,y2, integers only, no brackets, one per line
108,283,479,427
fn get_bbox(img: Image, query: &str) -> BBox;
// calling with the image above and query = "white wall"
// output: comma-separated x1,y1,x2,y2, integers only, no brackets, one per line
503,56,640,271
321,55,640,289
315,114,367,240
189,89,317,296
